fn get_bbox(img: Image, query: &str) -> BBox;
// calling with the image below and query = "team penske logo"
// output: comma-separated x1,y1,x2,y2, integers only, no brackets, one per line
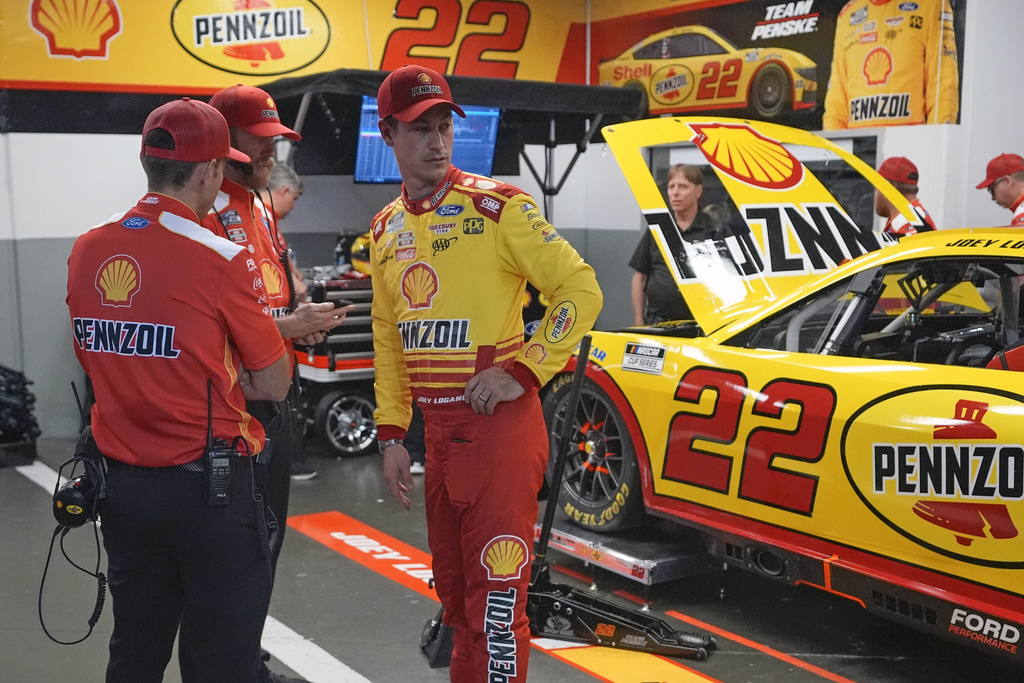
484,587,519,682
31,0,122,59
752,1,819,40
398,319,471,350
72,318,181,358
481,535,529,580
689,123,804,190
96,255,141,307
844,389,1024,566
401,262,438,309
863,47,893,85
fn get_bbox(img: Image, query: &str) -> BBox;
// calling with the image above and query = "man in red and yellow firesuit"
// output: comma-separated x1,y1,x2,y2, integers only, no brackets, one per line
823,0,959,130
370,65,602,683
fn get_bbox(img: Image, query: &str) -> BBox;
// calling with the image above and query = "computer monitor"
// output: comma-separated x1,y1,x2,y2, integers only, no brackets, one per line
354,96,501,183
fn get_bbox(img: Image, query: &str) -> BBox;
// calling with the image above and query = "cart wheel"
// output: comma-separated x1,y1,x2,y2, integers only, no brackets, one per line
314,389,377,457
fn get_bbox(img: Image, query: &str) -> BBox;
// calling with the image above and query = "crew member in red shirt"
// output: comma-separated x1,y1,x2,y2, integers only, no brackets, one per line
875,156,937,237
67,98,291,682
976,153,1024,226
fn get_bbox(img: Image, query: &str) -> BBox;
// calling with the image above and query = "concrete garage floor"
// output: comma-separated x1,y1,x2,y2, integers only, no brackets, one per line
2,437,1020,682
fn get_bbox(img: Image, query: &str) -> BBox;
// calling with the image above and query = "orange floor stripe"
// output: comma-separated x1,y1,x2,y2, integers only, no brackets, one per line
665,611,859,683
542,646,723,683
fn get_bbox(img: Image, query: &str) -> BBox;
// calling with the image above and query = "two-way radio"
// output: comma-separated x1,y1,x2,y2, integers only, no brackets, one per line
204,378,234,506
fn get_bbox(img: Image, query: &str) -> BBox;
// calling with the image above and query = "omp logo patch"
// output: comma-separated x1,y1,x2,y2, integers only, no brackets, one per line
401,262,438,309
689,123,804,190
481,535,528,580
96,255,141,307
31,0,122,59
843,387,1024,566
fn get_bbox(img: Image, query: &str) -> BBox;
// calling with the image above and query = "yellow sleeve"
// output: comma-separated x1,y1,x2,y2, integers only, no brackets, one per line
498,196,603,387
822,14,849,131
925,0,960,124
368,214,413,437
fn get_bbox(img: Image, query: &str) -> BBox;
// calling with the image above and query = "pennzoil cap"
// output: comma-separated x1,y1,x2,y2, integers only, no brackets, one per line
977,153,1024,189
209,85,301,141
141,98,250,163
377,65,466,123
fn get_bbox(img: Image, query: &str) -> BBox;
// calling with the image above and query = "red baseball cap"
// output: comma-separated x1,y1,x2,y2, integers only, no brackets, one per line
141,98,249,163
377,65,466,123
976,153,1024,189
877,156,919,185
209,85,301,140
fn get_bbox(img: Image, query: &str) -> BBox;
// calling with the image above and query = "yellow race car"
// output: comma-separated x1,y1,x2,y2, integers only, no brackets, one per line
598,25,817,118
543,116,1024,662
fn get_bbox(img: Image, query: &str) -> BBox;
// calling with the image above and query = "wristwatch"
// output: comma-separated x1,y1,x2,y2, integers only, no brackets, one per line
378,438,404,453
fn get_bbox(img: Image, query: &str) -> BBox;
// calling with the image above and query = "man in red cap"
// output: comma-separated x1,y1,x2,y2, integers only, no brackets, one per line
67,98,292,681
874,156,937,237
370,65,603,683
204,84,348,683
977,153,1024,226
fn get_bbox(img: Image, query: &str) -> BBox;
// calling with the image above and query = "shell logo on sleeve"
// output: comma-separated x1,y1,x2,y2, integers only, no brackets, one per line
689,123,803,190
96,255,140,307
524,343,547,364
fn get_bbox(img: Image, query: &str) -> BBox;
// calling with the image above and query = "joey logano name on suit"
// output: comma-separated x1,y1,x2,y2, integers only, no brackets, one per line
874,443,1024,499
485,587,518,682
72,317,180,358
752,1,819,39
399,319,472,350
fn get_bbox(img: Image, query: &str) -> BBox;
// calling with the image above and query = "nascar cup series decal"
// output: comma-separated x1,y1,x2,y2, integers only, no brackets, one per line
842,387,1024,567
621,342,666,375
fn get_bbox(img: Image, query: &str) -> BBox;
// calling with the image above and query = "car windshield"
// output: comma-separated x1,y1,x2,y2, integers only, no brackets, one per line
726,256,1024,370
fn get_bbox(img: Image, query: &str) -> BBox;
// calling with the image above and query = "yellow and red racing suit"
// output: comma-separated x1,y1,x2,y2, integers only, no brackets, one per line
370,165,601,683
823,0,958,130
885,197,937,235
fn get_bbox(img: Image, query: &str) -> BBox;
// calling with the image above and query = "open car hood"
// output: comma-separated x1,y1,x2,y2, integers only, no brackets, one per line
602,117,921,334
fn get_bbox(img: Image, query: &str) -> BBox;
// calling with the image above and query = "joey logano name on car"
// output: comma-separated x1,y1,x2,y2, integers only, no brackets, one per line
949,608,1021,655
485,587,518,682
873,442,1024,499
398,319,472,350
752,1,819,40
849,93,912,123
72,318,180,358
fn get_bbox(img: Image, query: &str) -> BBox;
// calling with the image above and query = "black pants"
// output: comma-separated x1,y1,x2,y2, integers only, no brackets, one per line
101,459,272,683
247,399,295,573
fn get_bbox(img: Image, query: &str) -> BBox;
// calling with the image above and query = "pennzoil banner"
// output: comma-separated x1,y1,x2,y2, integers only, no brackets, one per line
1,0,964,131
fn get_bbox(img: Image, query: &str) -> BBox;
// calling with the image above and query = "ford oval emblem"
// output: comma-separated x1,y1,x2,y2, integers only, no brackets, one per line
122,217,150,229
898,2,919,10
436,204,464,217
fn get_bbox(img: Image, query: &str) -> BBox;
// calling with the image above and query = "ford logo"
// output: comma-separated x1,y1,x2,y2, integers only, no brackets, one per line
524,320,540,336
436,204,464,217
898,2,918,10
121,217,150,229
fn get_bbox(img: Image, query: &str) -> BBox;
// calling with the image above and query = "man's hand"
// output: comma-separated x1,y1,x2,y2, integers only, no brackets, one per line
464,367,525,415
382,443,414,510
277,301,353,341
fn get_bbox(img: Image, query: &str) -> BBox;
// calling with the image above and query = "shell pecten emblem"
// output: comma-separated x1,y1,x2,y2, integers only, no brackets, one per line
689,123,804,190
95,255,140,307
30,0,122,59
480,535,528,581
261,261,283,296
401,262,439,310
863,47,893,86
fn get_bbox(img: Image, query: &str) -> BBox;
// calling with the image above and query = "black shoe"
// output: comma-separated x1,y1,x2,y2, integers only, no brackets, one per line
260,666,311,683
290,460,318,481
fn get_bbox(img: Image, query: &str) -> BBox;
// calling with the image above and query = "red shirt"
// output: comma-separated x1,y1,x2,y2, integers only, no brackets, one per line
885,198,937,236
1011,194,1024,227
67,193,286,465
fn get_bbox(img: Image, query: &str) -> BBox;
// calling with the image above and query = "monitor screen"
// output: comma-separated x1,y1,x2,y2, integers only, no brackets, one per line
354,96,501,183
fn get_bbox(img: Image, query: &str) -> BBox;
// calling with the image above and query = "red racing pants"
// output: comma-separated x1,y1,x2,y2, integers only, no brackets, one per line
421,391,547,683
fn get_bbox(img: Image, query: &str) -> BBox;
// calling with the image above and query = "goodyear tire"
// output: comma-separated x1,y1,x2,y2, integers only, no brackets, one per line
314,388,378,457
750,64,791,119
542,373,643,532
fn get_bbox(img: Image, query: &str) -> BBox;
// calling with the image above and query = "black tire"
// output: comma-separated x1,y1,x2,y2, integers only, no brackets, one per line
750,64,791,119
542,374,643,532
313,388,378,457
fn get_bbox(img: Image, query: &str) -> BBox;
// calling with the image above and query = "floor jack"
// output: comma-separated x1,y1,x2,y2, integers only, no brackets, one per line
420,336,717,667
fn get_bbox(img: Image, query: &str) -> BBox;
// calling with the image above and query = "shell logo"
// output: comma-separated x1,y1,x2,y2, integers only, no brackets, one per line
261,261,282,296
689,123,804,190
171,0,331,77
401,262,439,310
30,0,122,59
524,343,547,365
417,72,432,84
863,47,893,86
95,255,141,307
842,387,1024,567
480,535,528,580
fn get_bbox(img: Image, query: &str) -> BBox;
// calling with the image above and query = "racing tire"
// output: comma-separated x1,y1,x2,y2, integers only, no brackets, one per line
750,64,791,119
313,388,378,458
623,80,650,120
542,373,644,532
